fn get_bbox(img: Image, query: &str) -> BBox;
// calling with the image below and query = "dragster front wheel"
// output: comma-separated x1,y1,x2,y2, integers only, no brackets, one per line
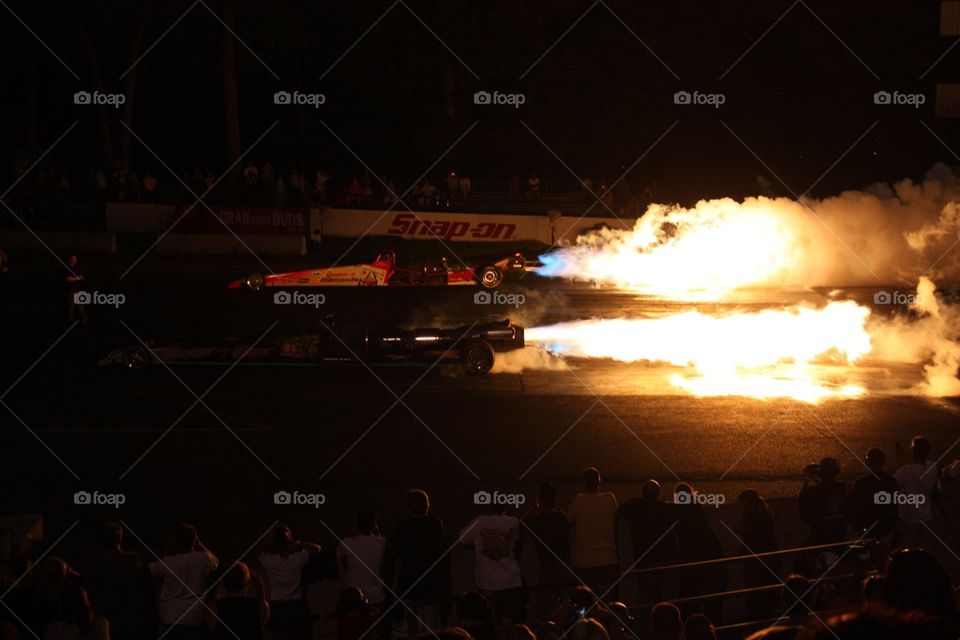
123,345,150,371
245,273,265,291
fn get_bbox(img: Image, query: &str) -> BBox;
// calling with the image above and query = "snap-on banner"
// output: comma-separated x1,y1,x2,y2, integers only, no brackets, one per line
310,208,631,243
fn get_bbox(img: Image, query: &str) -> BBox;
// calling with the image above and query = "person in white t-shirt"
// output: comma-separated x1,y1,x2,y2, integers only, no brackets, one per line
894,436,940,548
337,510,390,606
567,467,619,595
459,498,524,623
258,524,320,640
147,524,219,638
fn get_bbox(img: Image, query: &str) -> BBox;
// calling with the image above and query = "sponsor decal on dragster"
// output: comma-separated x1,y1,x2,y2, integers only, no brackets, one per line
386,213,517,240
275,265,388,286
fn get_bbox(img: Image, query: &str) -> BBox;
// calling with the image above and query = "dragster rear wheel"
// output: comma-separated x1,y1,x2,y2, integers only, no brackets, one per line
480,266,503,289
461,341,496,375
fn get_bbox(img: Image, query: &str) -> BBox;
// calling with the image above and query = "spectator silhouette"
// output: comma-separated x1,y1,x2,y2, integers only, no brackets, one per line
798,458,848,544
649,602,682,640
846,448,899,539
260,163,274,193
6,557,72,638
207,562,268,640
524,482,569,618
737,489,778,619
538,620,561,640
142,172,158,197
148,524,218,640
242,162,258,189
618,479,680,603
683,613,716,640
64,255,88,323
459,495,523,623
450,592,497,640
504,623,535,640
602,601,635,640
446,171,460,198
391,489,447,634
43,584,110,640
83,522,149,640
508,173,521,198
334,587,379,640
580,177,594,200
524,483,568,565
938,458,960,579
893,436,939,548
671,483,726,622
526,174,541,200
567,468,618,596
794,607,951,640
337,510,390,608
570,618,609,640
258,524,319,640
861,574,886,607
882,549,957,621
420,181,438,208
345,177,361,205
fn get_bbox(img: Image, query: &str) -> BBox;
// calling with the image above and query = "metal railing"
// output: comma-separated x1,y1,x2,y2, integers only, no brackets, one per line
369,537,880,637
514,538,879,595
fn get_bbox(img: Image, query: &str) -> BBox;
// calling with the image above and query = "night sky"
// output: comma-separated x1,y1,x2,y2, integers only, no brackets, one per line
1,1,952,204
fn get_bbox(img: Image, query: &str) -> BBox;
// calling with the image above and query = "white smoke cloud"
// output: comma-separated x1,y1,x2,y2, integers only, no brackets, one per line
869,277,960,397
538,163,960,290
527,166,960,398
490,347,568,374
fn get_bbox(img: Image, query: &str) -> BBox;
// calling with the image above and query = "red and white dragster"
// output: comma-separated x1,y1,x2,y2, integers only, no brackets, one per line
228,251,541,290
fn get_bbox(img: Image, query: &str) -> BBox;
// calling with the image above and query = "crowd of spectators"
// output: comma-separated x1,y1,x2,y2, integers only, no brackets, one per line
4,435,958,640
7,161,655,218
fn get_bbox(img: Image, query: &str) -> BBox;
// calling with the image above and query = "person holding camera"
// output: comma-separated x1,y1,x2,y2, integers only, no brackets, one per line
798,458,849,544
846,448,900,540
147,524,219,640
257,524,320,640
337,510,390,610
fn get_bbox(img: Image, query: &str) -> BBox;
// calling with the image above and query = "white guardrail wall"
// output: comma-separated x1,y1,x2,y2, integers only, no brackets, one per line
101,203,633,253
